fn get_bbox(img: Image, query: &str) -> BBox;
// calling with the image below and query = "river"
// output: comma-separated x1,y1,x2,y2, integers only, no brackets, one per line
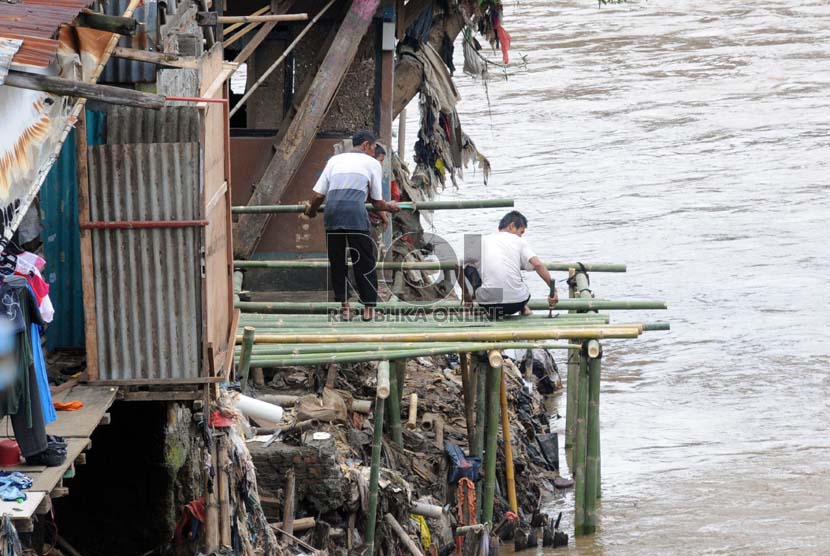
402,1,830,554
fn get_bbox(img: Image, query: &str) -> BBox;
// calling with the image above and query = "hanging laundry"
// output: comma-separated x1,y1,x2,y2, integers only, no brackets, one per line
14,256,54,323
30,321,55,424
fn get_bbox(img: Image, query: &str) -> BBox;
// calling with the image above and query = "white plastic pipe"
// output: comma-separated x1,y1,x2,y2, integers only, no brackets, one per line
236,394,284,423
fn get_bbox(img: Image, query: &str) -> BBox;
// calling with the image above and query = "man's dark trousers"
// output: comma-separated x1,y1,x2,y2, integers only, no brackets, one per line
326,230,378,306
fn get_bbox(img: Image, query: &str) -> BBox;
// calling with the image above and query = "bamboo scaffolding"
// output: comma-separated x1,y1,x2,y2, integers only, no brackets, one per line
242,326,642,345
482,351,503,524
232,198,515,214
573,347,590,536
235,298,665,313
565,271,579,450
237,314,611,329
237,341,584,357
584,341,602,534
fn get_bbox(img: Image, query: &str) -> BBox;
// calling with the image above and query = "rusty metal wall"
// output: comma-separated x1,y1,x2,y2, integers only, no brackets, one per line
87,142,202,380
105,105,200,144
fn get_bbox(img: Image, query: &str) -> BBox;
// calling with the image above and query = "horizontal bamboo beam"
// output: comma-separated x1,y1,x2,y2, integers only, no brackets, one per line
112,47,199,69
4,71,165,109
235,260,628,272
238,313,610,328
239,340,582,357
242,327,642,344
76,11,137,35
231,198,515,214
235,298,665,314
218,14,308,23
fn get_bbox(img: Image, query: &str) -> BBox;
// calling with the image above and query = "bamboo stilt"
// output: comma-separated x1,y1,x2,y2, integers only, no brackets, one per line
282,468,296,543
238,326,255,392
500,374,518,514
482,350,503,524
217,436,231,547
460,353,476,452
377,361,390,400
394,359,406,401
365,394,386,554
584,341,602,534
473,355,487,521
565,269,578,450
573,345,590,536
232,198,515,214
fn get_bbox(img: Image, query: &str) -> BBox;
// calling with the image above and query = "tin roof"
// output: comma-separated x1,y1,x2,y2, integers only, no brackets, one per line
0,0,95,68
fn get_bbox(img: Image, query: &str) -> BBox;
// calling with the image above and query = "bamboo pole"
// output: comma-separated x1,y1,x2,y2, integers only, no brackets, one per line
585,341,602,534
238,326,255,391
406,393,418,429
243,327,642,344
377,361,390,400
237,315,612,330
238,341,576,357
234,260,629,273
232,198,515,213
270,516,315,531
460,354,476,451
229,0,337,118
217,436,231,546
384,514,425,556
473,355,487,521
394,359,406,401
365,394,385,554
482,350,503,524
236,298,665,313
218,14,308,23
242,344,580,367
573,345,590,536
224,6,269,34
387,361,403,447
500,374,518,514
565,269,578,450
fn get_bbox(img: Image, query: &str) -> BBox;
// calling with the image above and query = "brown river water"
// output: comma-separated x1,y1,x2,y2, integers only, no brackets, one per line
402,1,830,554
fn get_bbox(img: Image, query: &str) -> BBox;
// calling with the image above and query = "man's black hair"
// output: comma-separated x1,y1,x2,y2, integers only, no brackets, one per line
498,210,528,230
374,144,386,158
352,129,377,147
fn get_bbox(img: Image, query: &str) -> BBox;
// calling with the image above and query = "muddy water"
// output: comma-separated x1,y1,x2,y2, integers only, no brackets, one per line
402,1,830,553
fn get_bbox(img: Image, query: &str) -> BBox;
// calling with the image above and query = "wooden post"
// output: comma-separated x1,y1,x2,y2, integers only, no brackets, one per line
205,439,220,551
397,107,406,157
77,110,99,381
282,468,296,543
76,12,137,35
238,326,255,392
4,71,166,109
365,393,386,554
584,341,601,534
573,344,590,536
482,350,502,524
387,360,403,447
217,435,232,546
234,0,382,258
500,374,518,514
384,513,425,556
112,47,199,69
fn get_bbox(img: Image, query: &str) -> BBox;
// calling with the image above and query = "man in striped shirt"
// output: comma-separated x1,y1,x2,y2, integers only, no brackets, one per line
304,130,400,320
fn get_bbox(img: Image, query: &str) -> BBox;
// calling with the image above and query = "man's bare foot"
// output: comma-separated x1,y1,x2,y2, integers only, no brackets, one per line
521,305,533,316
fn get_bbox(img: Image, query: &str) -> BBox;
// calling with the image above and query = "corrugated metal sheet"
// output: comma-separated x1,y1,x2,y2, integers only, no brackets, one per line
0,0,95,68
100,0,159,83
40,108,104,350
87,142,202,380
105,105,199,144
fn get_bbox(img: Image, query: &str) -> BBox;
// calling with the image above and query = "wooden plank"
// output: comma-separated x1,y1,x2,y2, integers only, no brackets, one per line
77,111,99,382
112,46,200,69
121,390,204,401
0,386,117,440
0,492,44,524
233,0,382,259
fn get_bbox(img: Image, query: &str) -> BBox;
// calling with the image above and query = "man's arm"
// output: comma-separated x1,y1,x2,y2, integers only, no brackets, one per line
370,198,400,214
529,255,558,307
304,192,326,218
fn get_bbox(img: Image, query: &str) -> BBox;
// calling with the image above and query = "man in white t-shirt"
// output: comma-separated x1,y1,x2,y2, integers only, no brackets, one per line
304,130,400,320
464,211,558,318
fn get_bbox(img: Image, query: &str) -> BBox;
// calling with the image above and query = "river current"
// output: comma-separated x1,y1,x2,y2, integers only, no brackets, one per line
402,1,830,554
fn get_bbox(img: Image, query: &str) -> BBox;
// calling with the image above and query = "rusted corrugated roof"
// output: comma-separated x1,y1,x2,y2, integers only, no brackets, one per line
0,0,95,68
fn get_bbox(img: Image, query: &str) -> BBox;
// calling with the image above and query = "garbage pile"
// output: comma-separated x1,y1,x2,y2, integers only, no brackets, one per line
237,348,572,556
